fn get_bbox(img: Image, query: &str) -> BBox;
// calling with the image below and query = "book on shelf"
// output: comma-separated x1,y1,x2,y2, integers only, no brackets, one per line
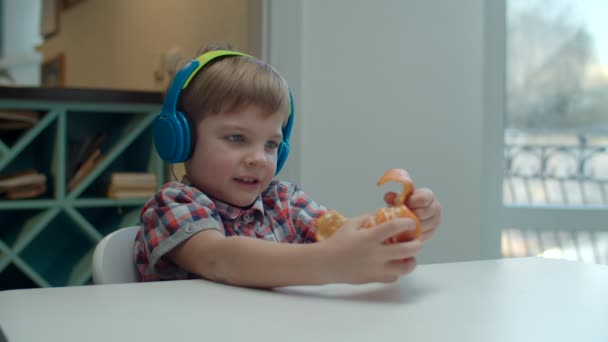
67,148,104,192
4,182,47,199
0,110,41,130
67,132,107,182
107,172,157,199
107,188,156,199
0,170,46,189
109,172,157,189
0,169,47,199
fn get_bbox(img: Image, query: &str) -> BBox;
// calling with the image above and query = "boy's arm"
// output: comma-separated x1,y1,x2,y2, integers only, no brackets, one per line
167,229,328,287
167,216,422,288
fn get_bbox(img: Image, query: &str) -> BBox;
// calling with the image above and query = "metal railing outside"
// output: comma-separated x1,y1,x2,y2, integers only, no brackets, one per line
502,130,608,264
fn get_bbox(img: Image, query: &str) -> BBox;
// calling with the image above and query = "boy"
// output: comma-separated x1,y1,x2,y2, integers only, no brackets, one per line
135,44,441,287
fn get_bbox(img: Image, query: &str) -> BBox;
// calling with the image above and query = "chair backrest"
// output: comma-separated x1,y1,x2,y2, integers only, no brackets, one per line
92,225,140,284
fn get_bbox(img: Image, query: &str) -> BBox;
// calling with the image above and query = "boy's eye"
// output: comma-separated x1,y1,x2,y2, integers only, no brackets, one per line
266,141,280,149
226,135,244,143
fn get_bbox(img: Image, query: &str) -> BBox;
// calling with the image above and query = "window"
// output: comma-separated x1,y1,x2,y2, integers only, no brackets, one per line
500,0,608,264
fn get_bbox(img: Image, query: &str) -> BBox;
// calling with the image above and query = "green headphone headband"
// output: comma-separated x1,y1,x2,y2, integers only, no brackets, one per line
181,50,251,89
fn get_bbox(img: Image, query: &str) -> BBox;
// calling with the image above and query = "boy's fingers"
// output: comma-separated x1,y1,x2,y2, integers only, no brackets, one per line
384,240,422,259
421,228,437,242
407,188,435,209
385,257,417,275
413,206,434,221
342,213,373,231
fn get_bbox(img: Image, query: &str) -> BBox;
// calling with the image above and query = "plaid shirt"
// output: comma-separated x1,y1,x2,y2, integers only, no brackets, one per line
134,179,327,281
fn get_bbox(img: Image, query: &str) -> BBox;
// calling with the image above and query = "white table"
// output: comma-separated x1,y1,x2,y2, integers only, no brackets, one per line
1,257,607,342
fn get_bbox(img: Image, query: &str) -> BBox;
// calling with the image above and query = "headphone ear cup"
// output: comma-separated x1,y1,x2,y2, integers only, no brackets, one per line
174,110,192,161
153,110,192,163
275,141,290,175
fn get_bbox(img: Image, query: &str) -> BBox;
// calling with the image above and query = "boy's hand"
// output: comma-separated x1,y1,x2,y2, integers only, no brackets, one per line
318,215,422,284
384,188,441,242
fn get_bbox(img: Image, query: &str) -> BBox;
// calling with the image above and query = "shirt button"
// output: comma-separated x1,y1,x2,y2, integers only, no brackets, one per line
243,214,253,223
185,226,193,234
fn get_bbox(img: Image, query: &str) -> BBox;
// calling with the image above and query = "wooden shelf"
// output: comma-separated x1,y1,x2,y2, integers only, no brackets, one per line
0,86,165,290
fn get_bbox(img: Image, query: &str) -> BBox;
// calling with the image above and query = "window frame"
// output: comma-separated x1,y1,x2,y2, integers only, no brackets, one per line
483,0,608,260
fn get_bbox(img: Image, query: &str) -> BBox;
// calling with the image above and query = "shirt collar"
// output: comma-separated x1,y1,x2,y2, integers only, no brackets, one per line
182,175,265,220
213,195,265,220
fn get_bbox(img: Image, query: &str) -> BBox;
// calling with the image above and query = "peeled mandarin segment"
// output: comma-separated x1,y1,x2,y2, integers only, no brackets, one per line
314,209,346,241
363,206,422,242
362,207,400,228
389,206,421,242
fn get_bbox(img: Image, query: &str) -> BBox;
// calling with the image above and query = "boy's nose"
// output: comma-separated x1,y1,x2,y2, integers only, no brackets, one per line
245,147,268,166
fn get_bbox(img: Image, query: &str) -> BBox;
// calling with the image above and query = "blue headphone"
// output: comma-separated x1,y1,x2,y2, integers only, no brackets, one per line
153,50,294,175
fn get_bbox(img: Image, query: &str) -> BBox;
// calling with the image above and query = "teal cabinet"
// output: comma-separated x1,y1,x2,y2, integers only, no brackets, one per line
0,87,165,289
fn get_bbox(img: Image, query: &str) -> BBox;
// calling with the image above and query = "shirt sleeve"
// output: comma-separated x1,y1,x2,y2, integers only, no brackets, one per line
286,183,328,243
135,182,224,281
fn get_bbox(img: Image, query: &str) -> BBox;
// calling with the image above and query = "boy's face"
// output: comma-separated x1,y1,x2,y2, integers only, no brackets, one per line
186,105,285,207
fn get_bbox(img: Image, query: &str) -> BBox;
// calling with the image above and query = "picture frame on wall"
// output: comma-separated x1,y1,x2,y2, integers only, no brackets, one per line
41,54,66,87
40,0,60,39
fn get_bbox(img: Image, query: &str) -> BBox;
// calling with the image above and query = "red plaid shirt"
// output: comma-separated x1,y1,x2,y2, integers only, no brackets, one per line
134,180,327,281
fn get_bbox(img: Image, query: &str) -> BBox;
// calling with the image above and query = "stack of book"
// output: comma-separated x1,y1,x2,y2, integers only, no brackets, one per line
0,169,47,199
66,132,106,192
107,172,157,199
67,148,104,192
0,110,40,130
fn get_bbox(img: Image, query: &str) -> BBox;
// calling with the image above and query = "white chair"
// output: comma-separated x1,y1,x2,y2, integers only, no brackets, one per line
92,225,140,284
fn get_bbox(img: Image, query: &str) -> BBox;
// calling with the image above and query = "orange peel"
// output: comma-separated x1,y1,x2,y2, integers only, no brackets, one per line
376,168,413,206
314,168,422,242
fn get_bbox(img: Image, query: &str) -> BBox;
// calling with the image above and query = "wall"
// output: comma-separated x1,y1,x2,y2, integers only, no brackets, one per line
1,0,42,85
269,0,488,263
39,0,260,91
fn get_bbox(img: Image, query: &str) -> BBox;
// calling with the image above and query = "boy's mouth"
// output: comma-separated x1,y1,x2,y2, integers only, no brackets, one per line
234,177,259,184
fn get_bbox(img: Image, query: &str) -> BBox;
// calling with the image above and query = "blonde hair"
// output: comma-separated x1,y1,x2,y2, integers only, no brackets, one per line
178,43,291,124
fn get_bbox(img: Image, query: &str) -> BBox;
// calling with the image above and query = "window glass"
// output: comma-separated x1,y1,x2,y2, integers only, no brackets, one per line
505,0,608,207
503,1,608,265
